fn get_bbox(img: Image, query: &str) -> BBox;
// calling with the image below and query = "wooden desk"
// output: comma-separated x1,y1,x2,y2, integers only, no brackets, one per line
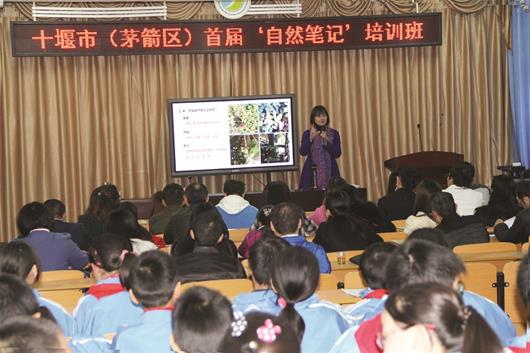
317,290,361,305
391,220,406,231
459,251,523,271
34,278,95,291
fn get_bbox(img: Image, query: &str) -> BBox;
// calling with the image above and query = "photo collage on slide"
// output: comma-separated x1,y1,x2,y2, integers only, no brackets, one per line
228,102,291,166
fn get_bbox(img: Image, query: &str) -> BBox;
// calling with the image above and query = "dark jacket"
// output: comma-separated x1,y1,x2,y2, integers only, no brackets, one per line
494,207,530,244
164,207,192,245
313,215,383,252
377,188,416,221
149,204,185,235
52,219,89,251
351,202,396,233
77,213,107,248
174,246,246,284
436,214,489,248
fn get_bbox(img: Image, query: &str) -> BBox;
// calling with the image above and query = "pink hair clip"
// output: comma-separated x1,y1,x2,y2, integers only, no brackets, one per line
256,319,282,343
277,297,287,309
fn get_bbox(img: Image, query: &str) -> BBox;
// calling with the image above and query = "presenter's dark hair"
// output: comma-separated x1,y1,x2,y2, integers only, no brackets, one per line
185,182,209,205
85,183,121,219
270,202,303,235
309,105,330,126
413,179,441,214
249,236,290,286
16,202,53,236
0,316,69,353
43,199,66,218
385,282,503,353
359,242,398,289
385,239,465,293
0,242,41,282
163,183,184,206
172,286,233,353
263,181,291,205
190,203,225,246
517,252,529,304
430,192,457,219
223,180,246,196
272,247,320,342
128,251,178,308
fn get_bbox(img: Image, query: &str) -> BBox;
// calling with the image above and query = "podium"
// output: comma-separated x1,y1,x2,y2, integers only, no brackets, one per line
384,151,464,187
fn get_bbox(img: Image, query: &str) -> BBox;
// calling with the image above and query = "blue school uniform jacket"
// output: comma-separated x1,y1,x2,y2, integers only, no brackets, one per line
281,235,331,273
73,277,143,337
342,289,388,326
34,289,74,336
295,294,352,353
112,308,173,353
232,289,280,315
70,337,113,353
328,290,517,353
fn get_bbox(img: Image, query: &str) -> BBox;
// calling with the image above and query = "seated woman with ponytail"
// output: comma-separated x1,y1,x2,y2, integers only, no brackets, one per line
271,247,352,353
73,233,142,337
0,242,73,336
381,282,503,353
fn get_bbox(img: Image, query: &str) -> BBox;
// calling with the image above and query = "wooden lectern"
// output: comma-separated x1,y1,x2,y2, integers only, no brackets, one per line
384,151,464,187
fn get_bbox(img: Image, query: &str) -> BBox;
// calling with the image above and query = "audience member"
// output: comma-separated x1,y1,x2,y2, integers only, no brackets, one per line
431,192,489,248
112,251,180,353
329,239,515,353
220,312,301,353
78,183,121,246
171,287,233,353
464,161,491,205
347,185,396,233
0,274,51,320
381,282,503,353
343,242,397,323
150,190,165,218
0,242,73,335
237,205,275,259
271,247,351,353
73,234,142,337
233,237,290,314
309,176,349,226
216,180,258,229
475,175,520,227
403,179,440,234
44,198,89,251
149,183,185,235
270,202,330,273
314,191,382,252
443,162,484,216
16,202,87,271
107,208,157,253
378,168,419,221
494,180,530,244
174,203,246,283
407,228,449,247
0,316,71,353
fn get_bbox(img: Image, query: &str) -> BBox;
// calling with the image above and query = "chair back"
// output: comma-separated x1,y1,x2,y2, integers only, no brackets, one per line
319,273,338,290
39,270,85,282
37,270,87,313
460,262,497,303
453,242,518,255
522,242,528,253
343,270,366,289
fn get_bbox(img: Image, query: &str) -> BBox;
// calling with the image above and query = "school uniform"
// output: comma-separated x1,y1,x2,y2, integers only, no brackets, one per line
281,234,331,273
295,294,352,353
74,276,143,338
506,331,528,353
342,289,388,326
232,289,280,315
112,307,173,353
33,289,74,336
70,337,113,353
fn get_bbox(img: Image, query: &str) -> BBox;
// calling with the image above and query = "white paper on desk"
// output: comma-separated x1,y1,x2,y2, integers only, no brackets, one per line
341,289,365,297
504,216,516,229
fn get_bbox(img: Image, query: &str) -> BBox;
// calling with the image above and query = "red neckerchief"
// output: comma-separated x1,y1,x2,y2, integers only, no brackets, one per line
354,314,383,353
87,283,126,299
507,346,527,353
144,305,175,312
364,289,389,299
